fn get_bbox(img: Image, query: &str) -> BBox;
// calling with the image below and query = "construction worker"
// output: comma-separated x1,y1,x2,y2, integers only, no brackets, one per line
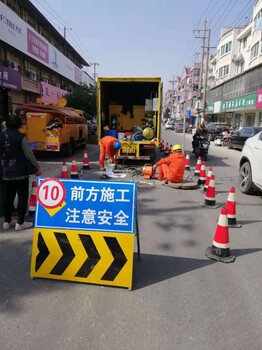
99,135,121,171
153,144,185,184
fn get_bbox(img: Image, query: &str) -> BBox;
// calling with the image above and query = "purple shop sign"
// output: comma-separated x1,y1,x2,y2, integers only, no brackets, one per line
0,66,21,91
256,89,262,108
27,28,49,64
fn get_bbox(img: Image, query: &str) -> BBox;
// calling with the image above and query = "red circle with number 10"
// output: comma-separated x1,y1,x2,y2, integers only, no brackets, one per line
37,178,66,209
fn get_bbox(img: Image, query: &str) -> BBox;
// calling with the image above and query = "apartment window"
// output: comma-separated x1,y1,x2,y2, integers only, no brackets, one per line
254,9,262,31
192,68,200,77
251,42,259,60
218,65,229,78
220,41,232,56
242,37,247,49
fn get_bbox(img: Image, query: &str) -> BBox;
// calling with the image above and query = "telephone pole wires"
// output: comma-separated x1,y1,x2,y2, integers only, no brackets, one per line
90,62,100,85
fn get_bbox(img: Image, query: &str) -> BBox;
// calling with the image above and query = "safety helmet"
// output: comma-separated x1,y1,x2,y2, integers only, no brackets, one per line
113,140,121,150
172,144,182,151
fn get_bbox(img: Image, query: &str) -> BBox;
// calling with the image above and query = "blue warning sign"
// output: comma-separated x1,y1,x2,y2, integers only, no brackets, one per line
35,178,137,233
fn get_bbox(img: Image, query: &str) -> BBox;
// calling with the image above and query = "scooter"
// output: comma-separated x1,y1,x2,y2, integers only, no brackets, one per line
193,135,209,161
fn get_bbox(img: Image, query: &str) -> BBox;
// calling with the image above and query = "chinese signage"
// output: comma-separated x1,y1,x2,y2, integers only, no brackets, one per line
256,89,262,108
27,28,49,64
0,66,21,90
221,93,256,112
0,2,90,85
40,82,67,104
31,178,137,289
206,103,214,114
35,178,137,234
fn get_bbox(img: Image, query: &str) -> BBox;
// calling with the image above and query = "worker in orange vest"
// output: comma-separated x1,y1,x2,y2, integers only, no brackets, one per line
153,144,185,184
99,135,121,170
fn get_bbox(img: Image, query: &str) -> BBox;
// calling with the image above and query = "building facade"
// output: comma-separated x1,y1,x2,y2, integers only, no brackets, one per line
0,0,94,119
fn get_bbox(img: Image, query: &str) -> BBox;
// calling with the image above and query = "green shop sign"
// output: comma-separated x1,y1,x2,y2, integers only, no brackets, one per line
221,93,256,112
206,103,214,114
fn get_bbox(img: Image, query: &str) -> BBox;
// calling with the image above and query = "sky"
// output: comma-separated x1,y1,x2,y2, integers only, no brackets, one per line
30,0,255,91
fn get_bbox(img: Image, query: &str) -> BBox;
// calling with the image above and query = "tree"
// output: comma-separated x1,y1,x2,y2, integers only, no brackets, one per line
65,83,96,118
164,107,170,120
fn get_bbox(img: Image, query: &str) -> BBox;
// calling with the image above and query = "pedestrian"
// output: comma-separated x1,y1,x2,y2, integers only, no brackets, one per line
0,115,42,231
99,135,121,171
153,144,185,184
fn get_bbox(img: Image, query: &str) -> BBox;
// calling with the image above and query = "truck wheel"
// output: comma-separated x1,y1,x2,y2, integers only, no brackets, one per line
61,142,72,156
239,161,254,194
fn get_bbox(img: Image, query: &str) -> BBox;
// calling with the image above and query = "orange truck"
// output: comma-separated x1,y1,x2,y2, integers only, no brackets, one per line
16,98,88,156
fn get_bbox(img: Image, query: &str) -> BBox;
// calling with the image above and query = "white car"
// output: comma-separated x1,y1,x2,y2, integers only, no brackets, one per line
165,120,174,130
239,131,262,194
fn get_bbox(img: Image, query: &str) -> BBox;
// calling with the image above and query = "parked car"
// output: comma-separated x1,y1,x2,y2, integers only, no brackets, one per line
175,122,189,133
228,126,262,150
206,122,230,141
239,131,262,194
165,119,174,130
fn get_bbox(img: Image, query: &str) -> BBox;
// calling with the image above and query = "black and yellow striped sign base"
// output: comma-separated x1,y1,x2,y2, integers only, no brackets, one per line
30,229,134,289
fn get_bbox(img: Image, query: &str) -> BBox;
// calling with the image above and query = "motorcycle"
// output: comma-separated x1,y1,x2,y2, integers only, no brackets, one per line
193,135,209,161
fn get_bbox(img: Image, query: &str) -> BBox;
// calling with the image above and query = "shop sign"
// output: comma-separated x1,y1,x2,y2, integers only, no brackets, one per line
256,89,262,108
0,66,21,90
221,93,257,112
206,103,214,114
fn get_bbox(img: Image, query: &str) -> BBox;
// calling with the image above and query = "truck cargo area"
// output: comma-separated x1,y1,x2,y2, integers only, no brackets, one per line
98,78,162,160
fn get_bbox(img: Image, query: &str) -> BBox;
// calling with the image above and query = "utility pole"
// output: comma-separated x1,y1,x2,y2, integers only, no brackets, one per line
168,76,175,120
194,19,207,129
202,28,211,118
91,62,100,84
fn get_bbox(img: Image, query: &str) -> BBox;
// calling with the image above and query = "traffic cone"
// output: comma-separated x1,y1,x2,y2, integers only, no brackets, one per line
160,140,165,152
203,167,213,192
205,207,236,263
203,175,219,208
185,152,190,171
61,162,69,178
194,156,202,176
225,187,242,228
83,150,90,169
165,142,169,155
29,181,37,218
70,157,79,178
198,161,206,185
159,139,163,150
169,144,173,154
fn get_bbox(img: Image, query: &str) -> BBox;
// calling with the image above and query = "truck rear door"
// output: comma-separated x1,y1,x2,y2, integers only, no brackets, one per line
27,113,47,144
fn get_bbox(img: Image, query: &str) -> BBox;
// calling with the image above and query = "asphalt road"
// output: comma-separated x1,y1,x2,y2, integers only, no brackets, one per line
0,131,262,350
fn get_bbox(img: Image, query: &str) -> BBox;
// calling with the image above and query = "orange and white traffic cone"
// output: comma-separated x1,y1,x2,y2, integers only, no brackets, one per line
185,152,190,171
160,140,165,152
159,139,163,150
194,156,202,176
70,157,79,178
203,167,213,192
83,150,90,169
169,144,172,155
203,175,219,209
29,181,37,218
61,162,69,178
198,161,206,185
205,207,236,263
165,142,169,155
225,187,242,228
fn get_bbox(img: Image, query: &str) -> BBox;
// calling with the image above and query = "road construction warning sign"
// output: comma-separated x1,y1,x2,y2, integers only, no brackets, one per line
31,178,138,289
35,178,137,233
30,229,134,289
